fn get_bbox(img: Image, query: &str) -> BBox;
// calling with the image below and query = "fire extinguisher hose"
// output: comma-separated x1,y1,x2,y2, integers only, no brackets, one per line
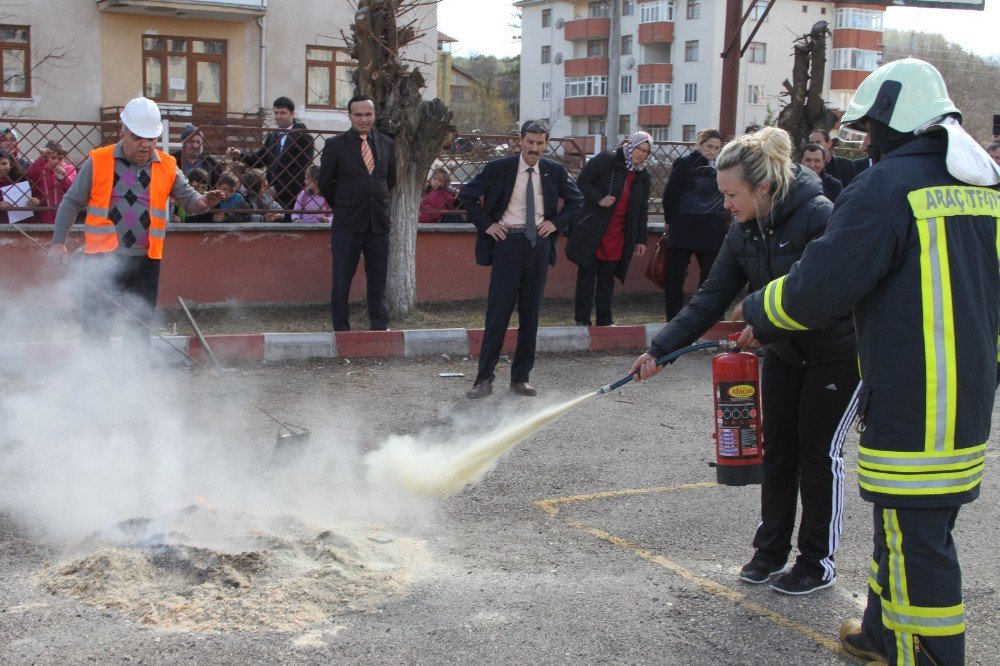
596,340,731,395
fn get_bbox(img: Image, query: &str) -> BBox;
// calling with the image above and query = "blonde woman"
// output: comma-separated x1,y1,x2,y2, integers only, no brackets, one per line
631,127,859,595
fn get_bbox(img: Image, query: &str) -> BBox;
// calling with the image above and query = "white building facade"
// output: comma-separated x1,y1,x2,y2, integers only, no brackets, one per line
516,0,886,143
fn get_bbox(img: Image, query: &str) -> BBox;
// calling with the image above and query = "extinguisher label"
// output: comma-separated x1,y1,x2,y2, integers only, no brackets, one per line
716,381,761,458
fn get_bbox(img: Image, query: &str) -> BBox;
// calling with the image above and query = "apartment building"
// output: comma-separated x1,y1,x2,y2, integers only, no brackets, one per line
0,0,437,130
517,0,887,143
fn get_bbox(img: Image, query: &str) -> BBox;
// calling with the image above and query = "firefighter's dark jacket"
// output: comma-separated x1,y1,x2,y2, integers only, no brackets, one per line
744,134,1000,508
649,164,856,368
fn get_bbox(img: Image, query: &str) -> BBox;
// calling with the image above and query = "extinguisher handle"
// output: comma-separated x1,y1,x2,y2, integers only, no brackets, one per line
597,340,728,394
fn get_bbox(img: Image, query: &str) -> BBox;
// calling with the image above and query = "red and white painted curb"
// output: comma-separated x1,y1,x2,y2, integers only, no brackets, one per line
0,322,745,366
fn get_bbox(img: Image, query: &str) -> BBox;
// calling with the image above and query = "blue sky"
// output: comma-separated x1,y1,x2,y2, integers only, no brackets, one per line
436,0,1000,60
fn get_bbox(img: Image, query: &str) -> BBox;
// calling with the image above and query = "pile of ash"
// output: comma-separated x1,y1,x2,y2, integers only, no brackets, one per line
36,504,427,632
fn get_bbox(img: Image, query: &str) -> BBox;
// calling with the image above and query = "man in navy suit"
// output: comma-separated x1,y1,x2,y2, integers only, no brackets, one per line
459,120,584,398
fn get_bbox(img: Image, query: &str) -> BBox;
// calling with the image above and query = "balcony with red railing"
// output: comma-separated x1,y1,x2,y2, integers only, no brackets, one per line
637,63,672,84
564,57,609,77
638,21,673,44
565,97,608,117
564,17,611,41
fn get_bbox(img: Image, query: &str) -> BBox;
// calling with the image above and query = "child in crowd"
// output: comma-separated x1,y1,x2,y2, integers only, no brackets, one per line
212,173,248,222
0,150,27,224
175,168,214,223
242,168,283,222
25,140,76,223
292,165,331,223
419,167,461,223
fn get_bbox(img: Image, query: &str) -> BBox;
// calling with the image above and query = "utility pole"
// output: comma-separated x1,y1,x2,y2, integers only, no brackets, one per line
605,0,621,151
719,0,744,138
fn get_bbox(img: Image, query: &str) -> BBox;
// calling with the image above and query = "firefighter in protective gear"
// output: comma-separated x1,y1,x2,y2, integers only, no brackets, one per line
742,59,1000,665
48,96,225,349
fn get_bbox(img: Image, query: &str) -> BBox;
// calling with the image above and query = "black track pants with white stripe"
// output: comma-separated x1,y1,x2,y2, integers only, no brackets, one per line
752,349,860,580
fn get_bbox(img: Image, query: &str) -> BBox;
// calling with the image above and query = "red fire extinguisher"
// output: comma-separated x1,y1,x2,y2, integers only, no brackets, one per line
712,333,764,486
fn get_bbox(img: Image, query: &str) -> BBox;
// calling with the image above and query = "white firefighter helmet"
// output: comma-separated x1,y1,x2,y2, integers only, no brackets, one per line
120,97,163,139
841,58,960,134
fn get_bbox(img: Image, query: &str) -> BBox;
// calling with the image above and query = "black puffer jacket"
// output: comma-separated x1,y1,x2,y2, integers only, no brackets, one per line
649,164,856,367
565,148,651,282
661,150,729,252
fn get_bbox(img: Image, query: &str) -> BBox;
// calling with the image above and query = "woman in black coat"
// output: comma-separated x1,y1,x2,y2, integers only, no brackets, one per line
660,128,729,321
630,127,859,597
566,131,652,326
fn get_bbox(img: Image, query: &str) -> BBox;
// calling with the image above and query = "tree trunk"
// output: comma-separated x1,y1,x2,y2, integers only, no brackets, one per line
348,0,455,318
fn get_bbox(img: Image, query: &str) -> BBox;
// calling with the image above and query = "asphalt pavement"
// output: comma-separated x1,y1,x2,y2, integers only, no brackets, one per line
1,352,998,665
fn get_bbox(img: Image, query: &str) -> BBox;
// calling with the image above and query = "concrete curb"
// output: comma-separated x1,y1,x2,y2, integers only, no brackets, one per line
9,322,746,366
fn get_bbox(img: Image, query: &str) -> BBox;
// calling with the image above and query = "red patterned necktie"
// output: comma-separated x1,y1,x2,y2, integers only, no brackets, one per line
360,135,375,174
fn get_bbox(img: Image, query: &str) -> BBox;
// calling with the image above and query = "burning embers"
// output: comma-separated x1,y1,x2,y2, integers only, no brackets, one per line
36,503,428,632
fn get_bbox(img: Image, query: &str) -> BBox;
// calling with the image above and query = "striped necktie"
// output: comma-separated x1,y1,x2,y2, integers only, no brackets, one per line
524,167,537,247
361,135,375,174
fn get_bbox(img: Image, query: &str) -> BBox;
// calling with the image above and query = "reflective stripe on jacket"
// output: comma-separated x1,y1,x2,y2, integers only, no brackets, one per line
84,145,177,259
742,135,1000,508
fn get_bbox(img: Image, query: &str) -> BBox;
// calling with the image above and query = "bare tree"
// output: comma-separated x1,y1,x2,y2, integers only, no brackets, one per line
0,4,81,116
343,0,455,317
776,22,838,150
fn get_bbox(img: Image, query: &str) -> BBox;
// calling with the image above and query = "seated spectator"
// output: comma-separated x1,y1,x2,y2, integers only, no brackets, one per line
171,124,220,185
0,150,27,224
292,164,331,223
212,173,248,222
175,168,214,223
0,127,31,171
799,142,843,203
419,167,461,223
25,140,77,223
242,168,283,222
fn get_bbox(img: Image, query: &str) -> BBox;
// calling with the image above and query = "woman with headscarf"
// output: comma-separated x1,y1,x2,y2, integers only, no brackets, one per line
566,131,652,326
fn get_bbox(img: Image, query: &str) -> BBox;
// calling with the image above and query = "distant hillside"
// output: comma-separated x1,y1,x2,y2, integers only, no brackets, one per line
882,29,999,143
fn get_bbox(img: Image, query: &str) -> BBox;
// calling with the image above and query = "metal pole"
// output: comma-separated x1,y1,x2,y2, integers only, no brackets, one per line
605,0,622,150
719,0,744,138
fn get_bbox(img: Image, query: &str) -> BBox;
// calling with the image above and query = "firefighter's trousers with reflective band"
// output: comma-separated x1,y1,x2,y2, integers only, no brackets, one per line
860,505,964,665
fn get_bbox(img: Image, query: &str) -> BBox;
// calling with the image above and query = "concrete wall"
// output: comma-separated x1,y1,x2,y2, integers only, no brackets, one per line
1,223,688,307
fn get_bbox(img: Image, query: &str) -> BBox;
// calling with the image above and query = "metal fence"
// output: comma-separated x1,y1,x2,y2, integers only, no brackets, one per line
0,118,695,220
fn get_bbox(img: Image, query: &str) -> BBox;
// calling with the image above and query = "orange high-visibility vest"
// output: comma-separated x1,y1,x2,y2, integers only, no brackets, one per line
84,145,177,259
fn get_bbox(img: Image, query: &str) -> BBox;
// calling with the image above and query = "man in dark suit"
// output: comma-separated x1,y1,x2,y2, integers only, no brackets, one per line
227,96,314,214
809,129,856,187
460,120,584,398
318,95,396,331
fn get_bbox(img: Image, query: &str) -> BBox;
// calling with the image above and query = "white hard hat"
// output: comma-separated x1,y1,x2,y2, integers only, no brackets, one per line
120,97,163,139
841,58,960,134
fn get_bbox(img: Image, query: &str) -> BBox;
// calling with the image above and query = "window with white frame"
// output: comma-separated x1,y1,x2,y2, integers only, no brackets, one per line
687,0,700,19
682,125,696,142
683,82,697,103
565,75,608,98
747,84,764,105
541,45,551,63
622,0,635,16
620,74,633,94
621,34,633,56
834,8,883,31
542,8,552,27
588,39,609,57
684,40,699,62
640,0,675,23
541,81,551,100
588,115,606,134
749,1,769,21
646,125,669,142
832,48,880,71
638,83,671,106
747,42,766,64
